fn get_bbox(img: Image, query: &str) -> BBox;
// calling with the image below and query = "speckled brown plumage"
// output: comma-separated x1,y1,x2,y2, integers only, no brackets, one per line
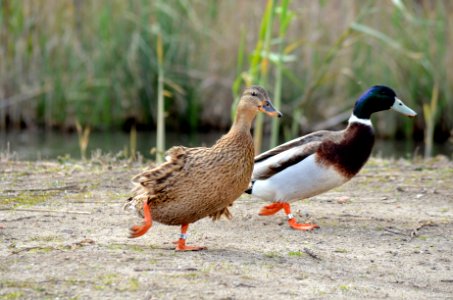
124,86,281,232
129,131,255,225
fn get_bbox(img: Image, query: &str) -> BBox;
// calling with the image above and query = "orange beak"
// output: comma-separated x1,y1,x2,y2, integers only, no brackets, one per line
259,99,282,118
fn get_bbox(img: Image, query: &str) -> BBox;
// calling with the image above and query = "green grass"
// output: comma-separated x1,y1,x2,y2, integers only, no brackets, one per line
0,279,48,294
107,243,159,252
29,235,63,243
1,1,451,156
0,191,55,208
334,248,348,254
126,278,140,291
264,251,282,258
417,235,428,241
0,292,23,300
288,250,304,257
339,284,351,292
100,274,119,286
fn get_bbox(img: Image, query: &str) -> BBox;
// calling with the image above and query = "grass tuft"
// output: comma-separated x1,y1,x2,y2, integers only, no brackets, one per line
1,1,451,157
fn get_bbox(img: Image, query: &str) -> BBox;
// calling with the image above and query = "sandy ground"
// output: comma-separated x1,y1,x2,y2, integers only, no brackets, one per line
1,156,452,299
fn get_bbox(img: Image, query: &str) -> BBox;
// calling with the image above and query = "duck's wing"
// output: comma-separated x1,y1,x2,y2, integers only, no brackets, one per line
124,146,209,215
253,130,336,180
132,146,207,193
255,130,333,163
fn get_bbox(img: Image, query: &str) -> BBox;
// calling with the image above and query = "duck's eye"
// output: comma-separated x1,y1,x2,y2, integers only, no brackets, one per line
251,91,257,97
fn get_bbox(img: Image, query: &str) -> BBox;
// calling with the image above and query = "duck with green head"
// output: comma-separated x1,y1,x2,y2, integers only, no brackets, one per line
246,85,417,230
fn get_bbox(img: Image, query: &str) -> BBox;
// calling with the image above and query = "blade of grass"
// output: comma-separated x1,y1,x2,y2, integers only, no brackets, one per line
130,124,137,161
254,0,275,154
270,0,293,148
75,120,91,160
156,30,165,164
423,82,439,158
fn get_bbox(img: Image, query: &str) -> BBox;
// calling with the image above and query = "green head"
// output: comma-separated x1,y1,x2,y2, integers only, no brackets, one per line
353,86,417,119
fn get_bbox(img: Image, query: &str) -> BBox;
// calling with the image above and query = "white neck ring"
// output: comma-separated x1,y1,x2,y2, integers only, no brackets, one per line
348,114,372,127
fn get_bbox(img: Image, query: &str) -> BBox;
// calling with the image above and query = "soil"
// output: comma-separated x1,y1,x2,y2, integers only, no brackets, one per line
1,156,452,299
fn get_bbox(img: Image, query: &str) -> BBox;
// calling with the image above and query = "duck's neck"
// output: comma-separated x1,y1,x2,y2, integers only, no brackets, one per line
348,114,372,127
213,108,255,157
332,113,375,177
228,109,257,135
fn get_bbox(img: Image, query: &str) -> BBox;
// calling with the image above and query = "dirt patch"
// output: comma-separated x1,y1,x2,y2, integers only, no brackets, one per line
1,157,452,299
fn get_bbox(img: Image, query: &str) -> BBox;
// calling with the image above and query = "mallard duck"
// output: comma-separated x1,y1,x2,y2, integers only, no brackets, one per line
245,85,417,230
124,86,282,251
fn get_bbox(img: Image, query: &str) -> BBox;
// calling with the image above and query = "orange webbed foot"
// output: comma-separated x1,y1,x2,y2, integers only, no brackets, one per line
175,241,207,251
128,201,153,238
281,202,319,231
129,224,151,238
259,202,284,216
174,224,207,251
288,218,319,231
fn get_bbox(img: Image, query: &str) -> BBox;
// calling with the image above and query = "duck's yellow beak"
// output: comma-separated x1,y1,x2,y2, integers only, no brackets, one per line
259,99,282,118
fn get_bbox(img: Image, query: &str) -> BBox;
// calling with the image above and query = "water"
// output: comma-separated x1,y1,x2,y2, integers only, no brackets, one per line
0,130,223,161
1,130,451,161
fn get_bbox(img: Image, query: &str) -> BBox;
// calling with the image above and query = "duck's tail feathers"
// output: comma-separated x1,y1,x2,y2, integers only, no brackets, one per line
209,206,233,221
244,180,255,195
123,194,154,218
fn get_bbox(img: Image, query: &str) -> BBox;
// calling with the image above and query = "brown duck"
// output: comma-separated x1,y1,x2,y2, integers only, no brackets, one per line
124,86,282,251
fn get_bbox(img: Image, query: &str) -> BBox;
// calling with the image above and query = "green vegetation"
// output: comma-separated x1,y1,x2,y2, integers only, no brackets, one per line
29,235,63,242
288,250,303,257
126,278,140,292
334,248,349,254
1,1,451,156
0,292,23,300
0,191,56,208
106,243,159,252
232,0,296,151
264,251,282,258
0,0,208,132
339,284,351,292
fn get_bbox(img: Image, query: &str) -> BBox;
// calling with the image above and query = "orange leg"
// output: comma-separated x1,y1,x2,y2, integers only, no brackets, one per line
282,202,319,231
129,201,153,238
175,224,207,251
259,202,285,216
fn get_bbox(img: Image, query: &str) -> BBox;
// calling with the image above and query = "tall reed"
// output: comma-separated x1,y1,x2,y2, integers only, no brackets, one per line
351,1,448,152
270,0,294,148
1,1,451,158
423,83,439,158
155,31,165,164
0,0,210,131
129,124,137,161
75,120,91,160
232,0,278,153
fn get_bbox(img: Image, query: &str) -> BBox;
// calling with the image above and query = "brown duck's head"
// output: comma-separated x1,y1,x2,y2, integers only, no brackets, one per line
239,86,282,118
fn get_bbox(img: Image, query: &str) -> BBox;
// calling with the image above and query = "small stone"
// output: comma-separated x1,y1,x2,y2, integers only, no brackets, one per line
336,196,350,204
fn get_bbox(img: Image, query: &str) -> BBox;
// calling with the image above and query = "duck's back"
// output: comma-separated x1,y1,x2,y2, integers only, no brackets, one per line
250,123,375,203
147,131,255,225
